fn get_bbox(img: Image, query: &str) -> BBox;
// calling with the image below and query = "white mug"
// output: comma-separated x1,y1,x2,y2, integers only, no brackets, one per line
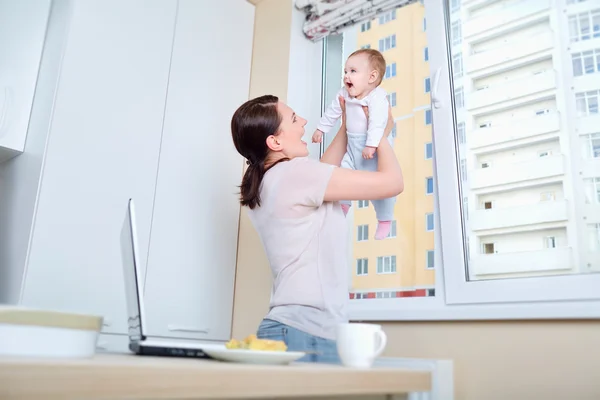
336,323,387,368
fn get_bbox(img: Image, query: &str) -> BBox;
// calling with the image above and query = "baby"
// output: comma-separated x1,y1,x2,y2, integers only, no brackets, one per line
312,48,396,240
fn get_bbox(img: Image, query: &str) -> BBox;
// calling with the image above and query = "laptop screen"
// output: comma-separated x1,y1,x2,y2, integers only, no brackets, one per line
120,198,146,342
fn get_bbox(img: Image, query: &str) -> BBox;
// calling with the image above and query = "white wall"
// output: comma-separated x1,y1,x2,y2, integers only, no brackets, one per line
479,228,568,253
0,0,70,304
478,183,564,208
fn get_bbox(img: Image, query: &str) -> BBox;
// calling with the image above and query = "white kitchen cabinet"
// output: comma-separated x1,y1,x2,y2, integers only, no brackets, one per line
0,0,51,163
142,0,254,341
20,0,178,336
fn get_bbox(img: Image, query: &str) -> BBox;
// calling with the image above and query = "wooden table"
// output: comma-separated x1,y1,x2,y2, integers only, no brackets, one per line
0,354,431,399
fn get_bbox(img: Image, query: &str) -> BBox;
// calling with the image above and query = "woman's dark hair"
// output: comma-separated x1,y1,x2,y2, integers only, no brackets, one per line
231,94,283,209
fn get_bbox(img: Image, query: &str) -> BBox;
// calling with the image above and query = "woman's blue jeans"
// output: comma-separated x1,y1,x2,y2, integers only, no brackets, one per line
256,318,341,364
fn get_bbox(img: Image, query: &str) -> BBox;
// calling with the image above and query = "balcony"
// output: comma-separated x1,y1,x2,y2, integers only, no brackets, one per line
467,70,556,114
464,0,550,41
470,154,564,190
470,200,569,232
469,113,560,153
471,247,573,276
466,31,553,77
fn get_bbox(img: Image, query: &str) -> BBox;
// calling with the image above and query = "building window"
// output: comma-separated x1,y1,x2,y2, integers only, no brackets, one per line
482,243,495,254
425,109,432,125
460,158,467,181
576,90,599,116
426,177,434,195
450,0,460,12
541,192,556,202
451,20,462,46
361,21,371,32
356,258,369,276
384,63,397,79
423,17,426,31
457,122,465,144
361,44,371,49
453,53,463,77
378,9,396,25
357,224,369,241
463,197,468,220
454,87,464,109
425,142,433,159
387,92,397,107
583,133,600,158
426,250,435,269
424,77,431,93
424,47,429,61
379,34,397,52
358,199,369,208
387,221,398,238
584,178,600,204
568,9,600,43
572,49,600,76
426,213,434,231
376,255,397,274
391,122,397,138
545,237,557,249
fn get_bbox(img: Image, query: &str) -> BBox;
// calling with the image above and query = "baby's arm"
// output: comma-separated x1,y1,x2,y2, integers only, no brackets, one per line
313,89,344,143
365,91,390,149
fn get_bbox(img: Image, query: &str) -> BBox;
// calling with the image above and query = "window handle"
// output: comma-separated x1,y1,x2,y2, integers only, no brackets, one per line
431,66,443,109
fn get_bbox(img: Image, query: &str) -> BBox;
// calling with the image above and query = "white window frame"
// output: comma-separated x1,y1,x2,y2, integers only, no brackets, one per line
426,176,434,195
387,220,398,239
568,9,600,43
318,0,600,322
356,258,369,276
376,255,397,274
357,224,369,242
424,77,431,93
571,49,600,77
426,250,435,270
358,199,370,208
425,142,433,159
575,90,599,116
425,212,434,232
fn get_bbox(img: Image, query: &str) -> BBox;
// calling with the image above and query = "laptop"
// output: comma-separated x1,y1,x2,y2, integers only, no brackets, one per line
119,198,213,359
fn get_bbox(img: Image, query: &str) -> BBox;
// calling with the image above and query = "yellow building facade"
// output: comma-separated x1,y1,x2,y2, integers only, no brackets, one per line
351,3,435,298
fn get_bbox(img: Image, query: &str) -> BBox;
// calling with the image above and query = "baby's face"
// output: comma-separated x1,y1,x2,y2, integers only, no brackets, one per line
344,53,377,99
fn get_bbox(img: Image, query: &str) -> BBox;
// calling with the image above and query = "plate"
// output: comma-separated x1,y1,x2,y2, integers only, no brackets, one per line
200,344,305,365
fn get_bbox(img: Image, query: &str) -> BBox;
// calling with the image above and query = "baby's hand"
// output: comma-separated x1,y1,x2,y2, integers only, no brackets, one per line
312,129,323,143
362,146,376,159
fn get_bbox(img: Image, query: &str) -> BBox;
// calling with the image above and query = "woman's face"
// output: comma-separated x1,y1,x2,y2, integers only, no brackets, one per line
268,101,309,159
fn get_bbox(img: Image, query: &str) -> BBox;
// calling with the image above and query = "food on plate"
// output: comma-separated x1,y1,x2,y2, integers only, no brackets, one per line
225,334,287,352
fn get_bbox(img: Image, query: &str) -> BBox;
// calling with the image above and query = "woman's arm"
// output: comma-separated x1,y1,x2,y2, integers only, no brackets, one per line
323,106,402,202
319,96,348,167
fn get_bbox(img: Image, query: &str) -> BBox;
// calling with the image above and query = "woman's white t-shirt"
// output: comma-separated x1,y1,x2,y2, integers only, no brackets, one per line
247,156,349,340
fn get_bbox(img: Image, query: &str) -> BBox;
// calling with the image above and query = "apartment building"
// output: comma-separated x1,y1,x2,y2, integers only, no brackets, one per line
454,0,600,279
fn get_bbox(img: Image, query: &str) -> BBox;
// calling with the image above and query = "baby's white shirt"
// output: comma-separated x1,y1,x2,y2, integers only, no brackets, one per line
317,86,389,148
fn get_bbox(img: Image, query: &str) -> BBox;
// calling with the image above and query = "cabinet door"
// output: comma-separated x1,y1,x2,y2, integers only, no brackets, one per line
21,0,178,335
0,0,50,162
143,0,254,341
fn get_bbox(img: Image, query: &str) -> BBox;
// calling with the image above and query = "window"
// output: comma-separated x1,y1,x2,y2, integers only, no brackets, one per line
425,213,434,231
424,47,429,61
424,77,431,93
361,44,371,49
582,133,600,158
426,177,434,195
387,92,397,107
454,87,464,109
576,90,599,116
358,199,370,208
452,53,463,77
572,49,600,76
361,21,371,32
457,122,465,144
379,9,396,25
391,122,397,138
450,0,460,13
425,142,433,159
356,258,369,276
426,250,434,269
384,63,397,79
387,221,398,238
320,2,599,321
568,9,600,42
423,17,426,31
376,256,397,274
357,224,368,241
378,34,397,52
451,20,462,46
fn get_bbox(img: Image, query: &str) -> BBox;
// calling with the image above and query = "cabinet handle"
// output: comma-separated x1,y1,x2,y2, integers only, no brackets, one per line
167,324,210,334
431,66,443,109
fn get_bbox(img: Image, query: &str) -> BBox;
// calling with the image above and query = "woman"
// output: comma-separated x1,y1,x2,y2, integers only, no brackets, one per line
230,94,403,363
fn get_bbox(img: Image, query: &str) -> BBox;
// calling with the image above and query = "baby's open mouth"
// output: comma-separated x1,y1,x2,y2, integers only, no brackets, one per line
346,82,354,88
